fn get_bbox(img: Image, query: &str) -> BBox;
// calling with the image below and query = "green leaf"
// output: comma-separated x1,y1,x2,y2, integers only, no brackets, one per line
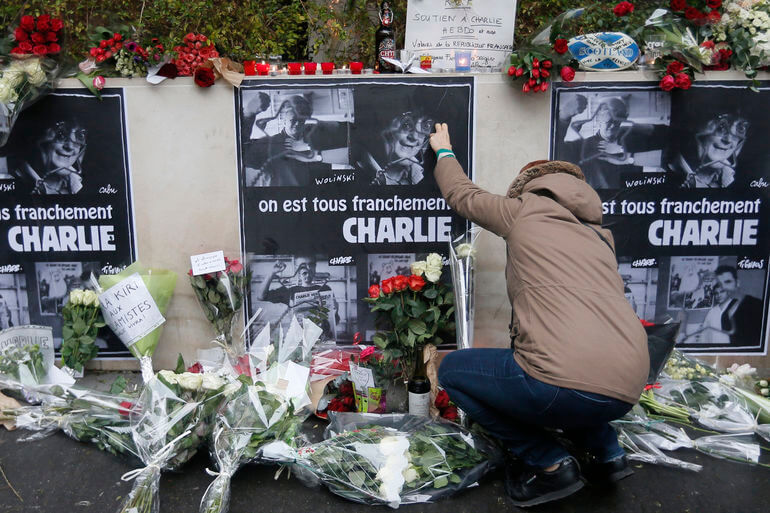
109,375,128,394
423,288,438,299
408,319,427,335
175,353,186,374
72,318,87,336
433,476,449,488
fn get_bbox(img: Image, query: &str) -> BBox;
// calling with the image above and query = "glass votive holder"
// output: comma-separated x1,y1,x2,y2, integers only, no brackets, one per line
321,62,335,75
287,62,302,75
256,63,270,76
243,60,257,76
350,61,363,74
303,62,317,75
454,51,471,72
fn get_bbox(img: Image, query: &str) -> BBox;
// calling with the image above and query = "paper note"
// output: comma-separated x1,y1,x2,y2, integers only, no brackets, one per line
190,250,226,276
99,273,165,347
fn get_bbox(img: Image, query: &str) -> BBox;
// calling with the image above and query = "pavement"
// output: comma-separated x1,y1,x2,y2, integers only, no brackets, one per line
1,373,768,513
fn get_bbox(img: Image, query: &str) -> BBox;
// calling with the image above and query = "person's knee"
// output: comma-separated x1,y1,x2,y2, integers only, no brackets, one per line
437,350,463,388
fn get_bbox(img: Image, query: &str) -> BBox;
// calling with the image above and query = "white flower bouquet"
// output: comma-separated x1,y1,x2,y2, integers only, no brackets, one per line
448,229,480,350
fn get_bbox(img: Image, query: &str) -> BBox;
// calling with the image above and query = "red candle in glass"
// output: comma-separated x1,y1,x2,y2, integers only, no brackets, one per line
349,61,364,74
243,60,257,76
321,62,335,75
256,63,270,75
303,62,317,75
287,62,302,75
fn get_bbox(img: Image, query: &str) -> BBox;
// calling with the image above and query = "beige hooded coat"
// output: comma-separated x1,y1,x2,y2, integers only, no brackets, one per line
435,158,649,404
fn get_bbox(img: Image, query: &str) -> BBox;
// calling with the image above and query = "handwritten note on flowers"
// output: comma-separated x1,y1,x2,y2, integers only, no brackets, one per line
405,0,517,70
99,273,165,347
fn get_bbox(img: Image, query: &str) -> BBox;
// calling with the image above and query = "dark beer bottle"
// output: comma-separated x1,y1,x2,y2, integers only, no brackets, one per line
408,349,431,416
375,1,396,73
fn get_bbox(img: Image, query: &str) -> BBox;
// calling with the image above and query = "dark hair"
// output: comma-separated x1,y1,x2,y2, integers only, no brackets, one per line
279,95,313,120
715,265,737,280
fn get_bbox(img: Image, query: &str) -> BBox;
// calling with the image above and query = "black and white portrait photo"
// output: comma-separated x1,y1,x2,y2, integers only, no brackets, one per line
368,253,416,285
0,273,30,330
35,262,82,315
247,254,358,343
552,87,671,189
241,87,354,187
617,260,658,321
656,256,767,352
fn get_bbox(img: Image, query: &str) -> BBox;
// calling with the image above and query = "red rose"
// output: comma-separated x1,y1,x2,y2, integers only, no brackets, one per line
14,27,28,41
507,65,515,76
10,47,24,55
20,15,35,32
442,405,459,422
532,68,540,79
51,19,63,32
613,1,634,16
659,74,676,91
515,67,524,77
528,77,536,87
368,284,381,298
532,57,539,68
542,60,552,69
360,346,376,359
707,0,722,8
46,31,58,42
118,401,134,417
670,0,686,10
36,20,50,32
31,32,46,44
187,362,203,373
194,66,216,87
435,390,450,409
541,69,550,78
554,38,569,54
560,66,575,82
701,40,715,49
327,398,344,412
408,274,426,292
381,278,394,295
47,43,61,54
684,7,702,20
199,45,215,59
666,61,684,74
522,83,531,93
185,32,196,42
342,395,355,408
338,382,354,397
540,82,549,92
227,259,243,273
33,45,48,56
19,41,33,53
674,72,692,89
707,10,721,23
393,275,408,291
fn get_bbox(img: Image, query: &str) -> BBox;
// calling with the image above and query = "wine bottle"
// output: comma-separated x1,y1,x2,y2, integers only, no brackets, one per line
408,349,431,416
375,1,396,73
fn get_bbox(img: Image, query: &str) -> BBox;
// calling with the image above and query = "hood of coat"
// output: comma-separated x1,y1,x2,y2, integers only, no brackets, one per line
507,160,602,224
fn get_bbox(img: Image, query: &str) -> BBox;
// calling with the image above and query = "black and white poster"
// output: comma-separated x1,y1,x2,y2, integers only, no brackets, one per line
0,89,136,357
551,81,770,354
235,77,474,344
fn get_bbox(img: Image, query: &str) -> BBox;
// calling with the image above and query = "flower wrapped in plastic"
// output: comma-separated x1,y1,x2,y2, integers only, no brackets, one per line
281,413,501,508
198,316,322,513
309,344,361,417
98,262,178,382
11,385,139,459
116,371,231,513
60,289,106,376
448,229,479,350
0,14,66,147
188,257,247,356
0,326,75,402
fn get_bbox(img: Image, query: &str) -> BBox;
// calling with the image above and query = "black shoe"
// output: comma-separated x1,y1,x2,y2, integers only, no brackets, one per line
504,457,584,507
582,454,633,486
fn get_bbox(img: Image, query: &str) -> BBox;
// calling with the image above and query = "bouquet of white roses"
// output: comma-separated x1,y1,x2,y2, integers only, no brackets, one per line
448,229,480,350
60,289,106,376
116,370,233,513
199,316,322,513
283,413,500,508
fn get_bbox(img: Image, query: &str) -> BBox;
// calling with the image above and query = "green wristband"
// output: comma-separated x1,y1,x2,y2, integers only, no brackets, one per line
436,149,455,159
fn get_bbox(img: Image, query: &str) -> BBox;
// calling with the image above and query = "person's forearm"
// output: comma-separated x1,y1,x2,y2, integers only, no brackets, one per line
257,274,274,300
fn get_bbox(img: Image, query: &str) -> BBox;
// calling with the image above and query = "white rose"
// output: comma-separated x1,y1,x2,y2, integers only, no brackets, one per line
177,372,203,390
83,290,99,307
3,69,25,88
402,466,418,483
201,373,224,391
410,260,426,277
158,370,179,384
20,58,43,74
0,80,18,104
425,253,443,270
69,289,85,305
27,69,47,87
455,243,475,259
223,382,242,397
424,268,442,283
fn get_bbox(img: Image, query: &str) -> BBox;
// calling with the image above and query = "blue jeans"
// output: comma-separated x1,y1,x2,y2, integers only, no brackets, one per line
438,348,632,469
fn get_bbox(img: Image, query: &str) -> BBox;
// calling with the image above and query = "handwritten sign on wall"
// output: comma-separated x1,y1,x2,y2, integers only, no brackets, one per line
405,0,517,70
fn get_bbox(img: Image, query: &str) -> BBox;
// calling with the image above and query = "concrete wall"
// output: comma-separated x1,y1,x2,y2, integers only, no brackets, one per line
60,70,768,371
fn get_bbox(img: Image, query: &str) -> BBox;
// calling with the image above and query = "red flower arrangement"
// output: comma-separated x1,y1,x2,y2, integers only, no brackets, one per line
172,33,219,77
553,38,569,55
434,389,459,422
10,14,63,56
658,59,694,92
194,66,216,87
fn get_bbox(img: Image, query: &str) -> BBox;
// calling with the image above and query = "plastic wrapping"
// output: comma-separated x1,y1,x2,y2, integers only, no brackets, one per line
189,258,246,355
283,413,501,508
98,263,178,382
14,385,139,459
309,344,361,416
199,316,321,513
116,371,230,513
640,9,711,71
616,427,703,471
448,229,479,350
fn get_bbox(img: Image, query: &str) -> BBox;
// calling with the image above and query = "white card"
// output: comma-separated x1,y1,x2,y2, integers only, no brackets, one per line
190,250,226,276
349,362,376,391
99,273,166,347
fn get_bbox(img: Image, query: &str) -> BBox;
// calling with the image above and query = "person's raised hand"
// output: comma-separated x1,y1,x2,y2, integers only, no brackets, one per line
429,123,452,154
